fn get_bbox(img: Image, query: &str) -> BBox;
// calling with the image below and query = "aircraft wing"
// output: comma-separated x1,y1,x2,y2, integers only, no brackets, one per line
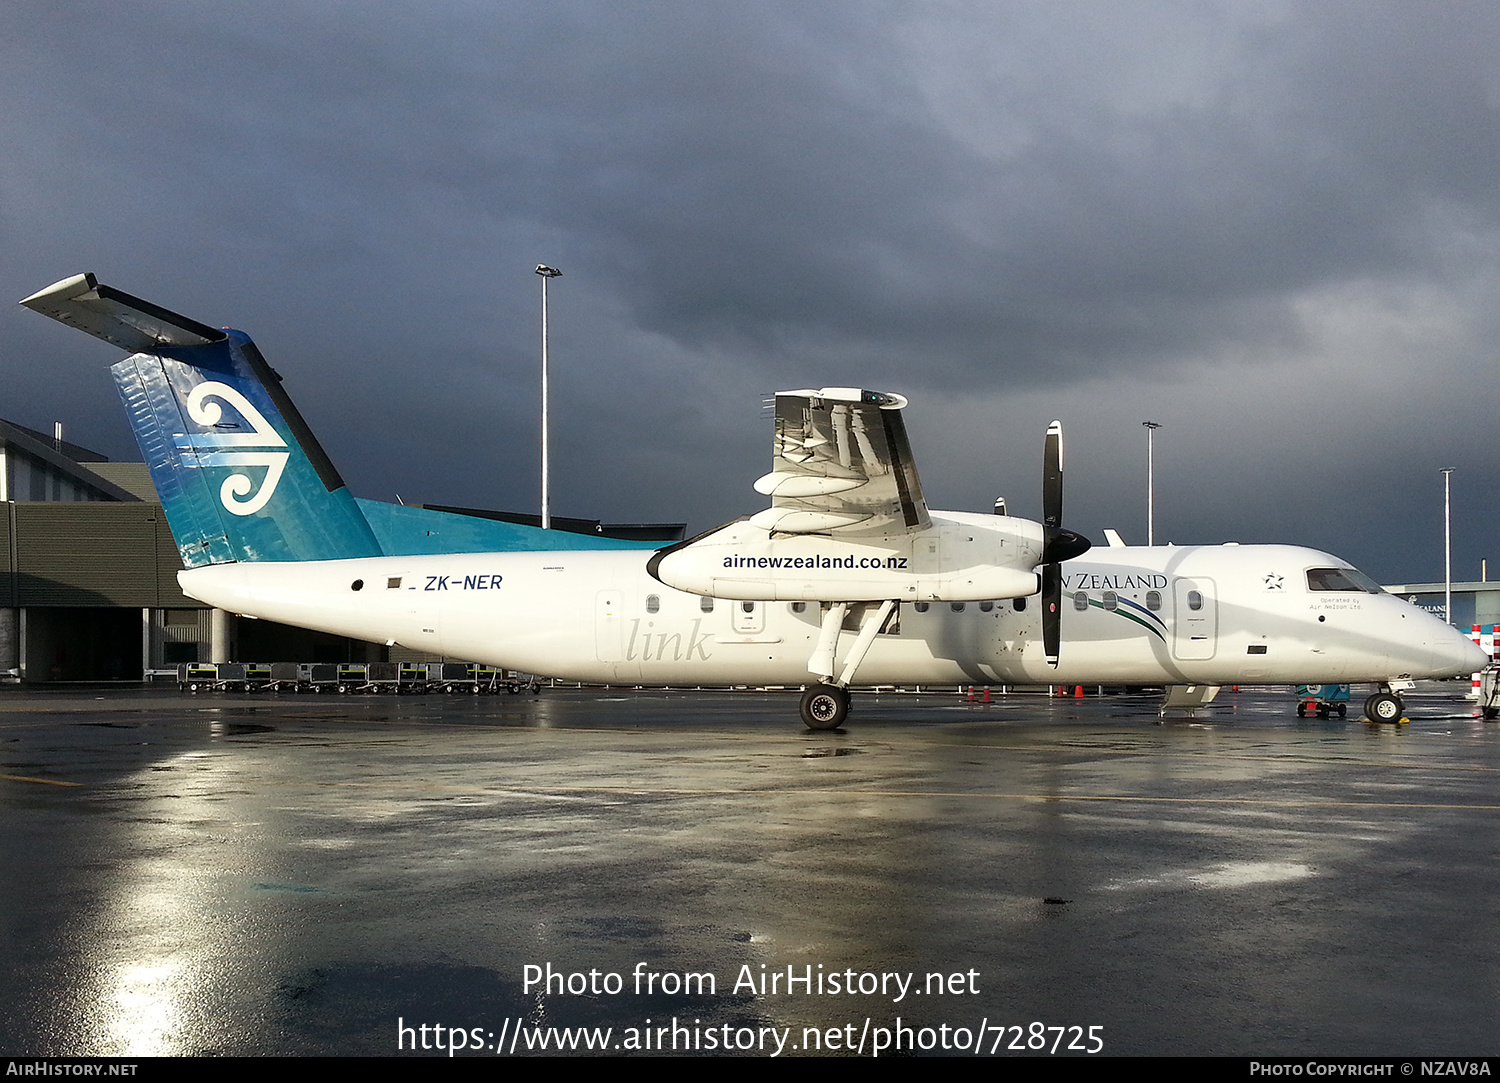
749,388,930,536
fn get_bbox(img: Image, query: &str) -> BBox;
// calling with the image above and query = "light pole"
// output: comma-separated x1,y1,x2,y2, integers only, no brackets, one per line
536,264,562,530
1442,467,1454,626
1143,422,1162,546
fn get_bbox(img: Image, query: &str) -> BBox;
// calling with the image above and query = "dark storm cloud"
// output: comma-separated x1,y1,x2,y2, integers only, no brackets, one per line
2,1,1498,581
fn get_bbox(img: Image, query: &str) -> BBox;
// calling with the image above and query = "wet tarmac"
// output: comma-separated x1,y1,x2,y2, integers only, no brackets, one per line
2,683,1497,1057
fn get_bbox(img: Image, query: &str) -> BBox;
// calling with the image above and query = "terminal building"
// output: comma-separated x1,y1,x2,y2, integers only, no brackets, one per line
0,418,682,682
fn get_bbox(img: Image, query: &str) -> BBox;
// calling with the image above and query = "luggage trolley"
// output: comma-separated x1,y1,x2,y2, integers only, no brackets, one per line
1295,684,1350,718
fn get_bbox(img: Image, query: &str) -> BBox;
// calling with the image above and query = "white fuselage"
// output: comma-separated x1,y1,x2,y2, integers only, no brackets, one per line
178,541,1487,687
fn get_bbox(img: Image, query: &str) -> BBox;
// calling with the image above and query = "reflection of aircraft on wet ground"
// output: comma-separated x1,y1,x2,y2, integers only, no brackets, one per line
22,274,1488,729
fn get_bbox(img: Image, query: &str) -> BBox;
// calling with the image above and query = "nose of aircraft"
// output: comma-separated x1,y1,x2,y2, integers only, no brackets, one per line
1439,626,1491,676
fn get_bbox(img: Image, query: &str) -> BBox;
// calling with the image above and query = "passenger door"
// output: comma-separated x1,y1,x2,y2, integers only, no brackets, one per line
1172,577,1217,661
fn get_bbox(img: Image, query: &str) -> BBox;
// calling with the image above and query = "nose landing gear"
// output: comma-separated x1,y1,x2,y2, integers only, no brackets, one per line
1363,691,1406,724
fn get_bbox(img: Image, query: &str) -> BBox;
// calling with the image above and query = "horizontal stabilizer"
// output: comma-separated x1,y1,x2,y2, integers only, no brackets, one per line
21,273,225,352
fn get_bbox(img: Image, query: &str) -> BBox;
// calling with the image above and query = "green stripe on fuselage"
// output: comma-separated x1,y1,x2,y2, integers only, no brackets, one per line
1087,598,1167,641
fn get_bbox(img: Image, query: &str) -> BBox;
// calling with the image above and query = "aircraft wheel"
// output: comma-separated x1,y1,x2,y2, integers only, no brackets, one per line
1364,692,1403,724
800,684,849,731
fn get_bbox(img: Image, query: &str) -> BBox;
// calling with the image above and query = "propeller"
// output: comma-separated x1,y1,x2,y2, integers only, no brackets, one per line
1039,420,1092,666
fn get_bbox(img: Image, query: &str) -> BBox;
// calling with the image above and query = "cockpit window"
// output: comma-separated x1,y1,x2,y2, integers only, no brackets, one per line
1306,567,1384,593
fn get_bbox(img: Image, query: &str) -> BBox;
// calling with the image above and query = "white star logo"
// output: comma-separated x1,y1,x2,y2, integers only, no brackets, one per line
1264,574,1284,590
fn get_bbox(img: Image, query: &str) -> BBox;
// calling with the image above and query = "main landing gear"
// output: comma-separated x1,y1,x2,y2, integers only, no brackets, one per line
800,599,896,731
1362,690,1406,724
800,684,851,730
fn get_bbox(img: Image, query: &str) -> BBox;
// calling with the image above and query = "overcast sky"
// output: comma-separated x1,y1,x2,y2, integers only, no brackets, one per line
3,1,1498,585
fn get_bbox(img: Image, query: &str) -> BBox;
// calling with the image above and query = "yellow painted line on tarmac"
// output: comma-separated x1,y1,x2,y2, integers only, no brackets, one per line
240,776,1500,812
567,786,1500,811
1,773,81,787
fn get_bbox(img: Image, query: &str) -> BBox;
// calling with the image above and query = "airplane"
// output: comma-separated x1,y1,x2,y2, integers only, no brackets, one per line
20,273,1489,729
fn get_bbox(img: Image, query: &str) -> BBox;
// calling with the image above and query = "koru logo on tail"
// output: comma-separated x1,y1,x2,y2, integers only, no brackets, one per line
175,381,289,516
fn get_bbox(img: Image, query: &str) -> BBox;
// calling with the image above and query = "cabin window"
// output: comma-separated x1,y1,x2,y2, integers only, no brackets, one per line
1073,592,1089,611
979,600,993,612
914,602,929,613
951,602,965,612
790,601,806,614
646,594,660,614
700,596,715,612
1306,567,1383,593
1102,591,1117,611
1013,596,1027,612
351,579,364,592
1187,590,1203,611
741,601,756,614
1146,590,1162,611
1247,644,1268,655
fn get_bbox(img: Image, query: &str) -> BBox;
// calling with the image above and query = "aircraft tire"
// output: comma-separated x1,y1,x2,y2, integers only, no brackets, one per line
1364,692,1403,724
801,684,849,731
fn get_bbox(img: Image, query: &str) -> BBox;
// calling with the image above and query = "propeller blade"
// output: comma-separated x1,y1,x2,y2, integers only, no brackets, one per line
1042,563,1061,666
1043,420,1063,531
1037,420,1087,667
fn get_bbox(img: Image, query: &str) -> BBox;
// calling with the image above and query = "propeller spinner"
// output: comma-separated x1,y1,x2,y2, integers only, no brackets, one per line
1039,420,1091,665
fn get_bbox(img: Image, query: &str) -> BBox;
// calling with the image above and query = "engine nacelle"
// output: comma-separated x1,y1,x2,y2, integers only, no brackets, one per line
649,511,1044,602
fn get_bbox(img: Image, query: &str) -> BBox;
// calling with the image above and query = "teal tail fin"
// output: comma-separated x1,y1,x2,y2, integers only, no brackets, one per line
22,273,381,566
